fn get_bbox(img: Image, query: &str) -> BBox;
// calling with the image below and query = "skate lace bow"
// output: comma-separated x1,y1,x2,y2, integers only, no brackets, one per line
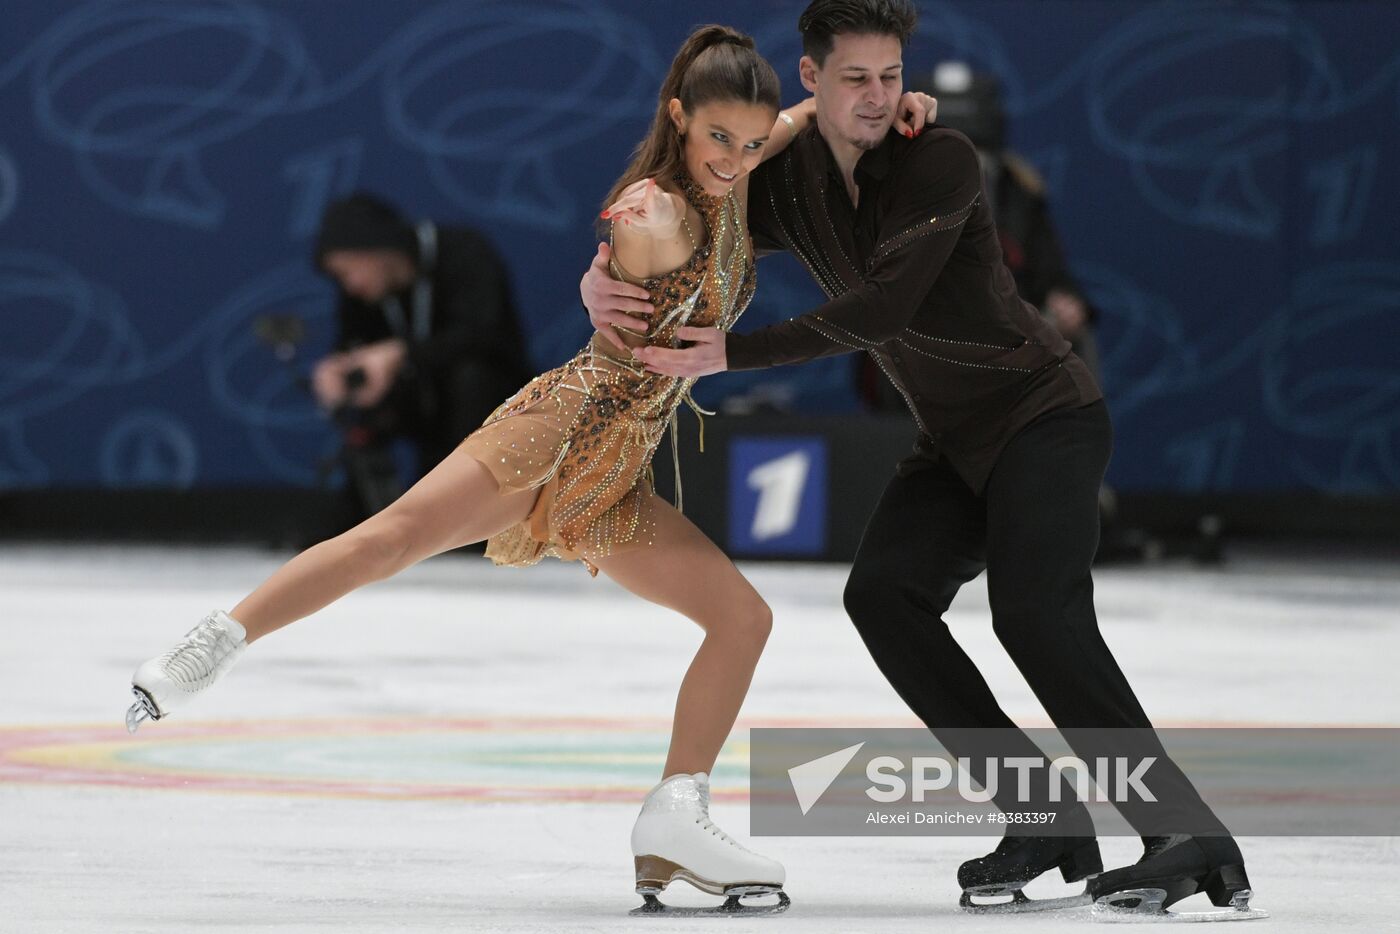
158,617,235,686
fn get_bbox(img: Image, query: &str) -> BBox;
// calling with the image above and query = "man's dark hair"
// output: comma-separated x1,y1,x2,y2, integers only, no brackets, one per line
798,0,917,67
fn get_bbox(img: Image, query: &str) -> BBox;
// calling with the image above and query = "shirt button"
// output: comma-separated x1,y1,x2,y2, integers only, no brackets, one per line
912,393,923,402
891,353,903,364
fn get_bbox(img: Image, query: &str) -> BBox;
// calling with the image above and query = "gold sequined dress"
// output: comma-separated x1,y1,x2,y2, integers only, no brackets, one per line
457,170,755,575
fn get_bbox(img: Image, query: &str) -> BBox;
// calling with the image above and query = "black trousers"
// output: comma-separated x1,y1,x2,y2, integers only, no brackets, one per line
844,400,1225,836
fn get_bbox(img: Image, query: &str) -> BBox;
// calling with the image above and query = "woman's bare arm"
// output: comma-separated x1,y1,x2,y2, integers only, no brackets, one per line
599,179,696,350
605,179,693,279
759,99,816,164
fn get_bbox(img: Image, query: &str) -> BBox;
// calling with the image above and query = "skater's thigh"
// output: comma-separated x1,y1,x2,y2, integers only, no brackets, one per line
590,496,768,630
984,402,1111,591
848,466,987,608
364,442,539,561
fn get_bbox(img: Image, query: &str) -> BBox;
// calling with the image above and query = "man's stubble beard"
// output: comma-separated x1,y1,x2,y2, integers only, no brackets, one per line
845,117,892,152
846,131,885,151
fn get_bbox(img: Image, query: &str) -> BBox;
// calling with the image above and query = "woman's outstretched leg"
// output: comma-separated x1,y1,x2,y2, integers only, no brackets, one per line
126,444,534,730
590,497,785,907
232,445,536,643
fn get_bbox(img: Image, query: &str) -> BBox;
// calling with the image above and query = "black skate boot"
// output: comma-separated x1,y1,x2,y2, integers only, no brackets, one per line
1089,834,1268,922
958,833,1102,913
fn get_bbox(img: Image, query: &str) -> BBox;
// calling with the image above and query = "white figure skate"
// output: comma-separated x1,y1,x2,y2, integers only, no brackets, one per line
629,771,789,916
126,610,247,733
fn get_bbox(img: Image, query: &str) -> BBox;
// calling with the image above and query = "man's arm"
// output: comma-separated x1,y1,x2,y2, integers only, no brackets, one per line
636,131,981,377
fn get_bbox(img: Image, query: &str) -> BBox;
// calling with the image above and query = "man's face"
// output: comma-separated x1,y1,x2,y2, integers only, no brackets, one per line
322,250,399,303
801,32,904,152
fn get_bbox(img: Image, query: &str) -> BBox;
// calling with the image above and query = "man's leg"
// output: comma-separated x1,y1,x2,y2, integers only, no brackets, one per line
845,459,1100,905
983,401,1251,912
982,400,1153,730
844,461,1077,810
983,400,1217,812
842,459,994,728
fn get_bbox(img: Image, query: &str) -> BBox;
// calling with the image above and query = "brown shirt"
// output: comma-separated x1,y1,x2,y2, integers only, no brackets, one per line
731,124,1101,493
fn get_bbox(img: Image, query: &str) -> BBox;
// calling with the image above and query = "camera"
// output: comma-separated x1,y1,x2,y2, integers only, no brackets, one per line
253,313,403,518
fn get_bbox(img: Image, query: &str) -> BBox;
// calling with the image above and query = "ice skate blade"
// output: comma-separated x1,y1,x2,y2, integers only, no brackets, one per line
960,882,1092,914
1092,888,1268,923
125,687,161,734
630,888,790,917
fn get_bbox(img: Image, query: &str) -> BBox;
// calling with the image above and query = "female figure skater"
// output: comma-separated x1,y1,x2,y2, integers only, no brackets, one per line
125,25,932,916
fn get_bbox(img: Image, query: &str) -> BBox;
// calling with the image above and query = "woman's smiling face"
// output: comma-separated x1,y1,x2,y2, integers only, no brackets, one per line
674,100,776,196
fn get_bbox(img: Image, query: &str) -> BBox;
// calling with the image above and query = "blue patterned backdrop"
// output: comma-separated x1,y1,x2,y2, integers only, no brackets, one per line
1,0,1396,493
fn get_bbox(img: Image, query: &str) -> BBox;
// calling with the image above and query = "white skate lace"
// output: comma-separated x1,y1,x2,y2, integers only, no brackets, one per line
157,616,235,687
694,782,745,850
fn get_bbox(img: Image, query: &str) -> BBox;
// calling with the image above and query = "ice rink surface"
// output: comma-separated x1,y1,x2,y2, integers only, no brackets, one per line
3,543,1398,933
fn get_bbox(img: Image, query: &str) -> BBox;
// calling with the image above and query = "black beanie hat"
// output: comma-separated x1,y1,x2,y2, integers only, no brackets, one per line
314,193,418,270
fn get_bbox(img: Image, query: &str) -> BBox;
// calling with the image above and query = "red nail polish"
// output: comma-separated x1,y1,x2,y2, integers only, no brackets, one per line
904,129,913,139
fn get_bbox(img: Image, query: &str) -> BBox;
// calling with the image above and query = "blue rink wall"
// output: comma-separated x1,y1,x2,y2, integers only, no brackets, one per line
1,0,1396,494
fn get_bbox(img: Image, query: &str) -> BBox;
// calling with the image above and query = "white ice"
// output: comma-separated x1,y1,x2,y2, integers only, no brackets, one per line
2,543,1397,932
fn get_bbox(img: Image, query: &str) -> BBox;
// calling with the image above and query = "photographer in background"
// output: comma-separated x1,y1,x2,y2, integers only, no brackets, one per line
312,193,530,521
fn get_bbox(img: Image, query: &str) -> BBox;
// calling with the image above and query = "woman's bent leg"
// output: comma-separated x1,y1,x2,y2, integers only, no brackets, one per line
232,444,536,643
589,497,772,779
593,497,785,903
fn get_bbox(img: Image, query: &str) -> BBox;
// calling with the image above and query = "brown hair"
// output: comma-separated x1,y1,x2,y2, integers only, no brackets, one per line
798,0,917,67
599,25,780,224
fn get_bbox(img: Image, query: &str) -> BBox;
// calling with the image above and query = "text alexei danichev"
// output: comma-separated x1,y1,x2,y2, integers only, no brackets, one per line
866,811,1062,825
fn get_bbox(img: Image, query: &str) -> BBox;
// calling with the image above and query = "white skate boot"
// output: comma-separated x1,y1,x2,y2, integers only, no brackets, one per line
629,771,789,916
126,610,247,733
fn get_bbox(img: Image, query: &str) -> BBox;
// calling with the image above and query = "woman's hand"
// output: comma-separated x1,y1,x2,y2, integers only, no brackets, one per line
601,178,683,238
892,91,938,139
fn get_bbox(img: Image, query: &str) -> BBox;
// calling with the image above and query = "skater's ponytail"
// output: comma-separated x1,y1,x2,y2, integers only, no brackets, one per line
600,25,780,224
